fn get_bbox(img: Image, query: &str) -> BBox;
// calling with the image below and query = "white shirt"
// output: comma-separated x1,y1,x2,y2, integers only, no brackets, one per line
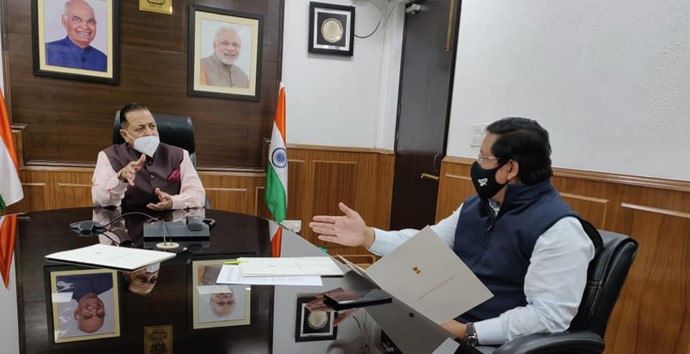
369,204,595,345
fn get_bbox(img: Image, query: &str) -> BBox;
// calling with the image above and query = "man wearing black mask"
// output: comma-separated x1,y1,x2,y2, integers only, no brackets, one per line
309,117,598,349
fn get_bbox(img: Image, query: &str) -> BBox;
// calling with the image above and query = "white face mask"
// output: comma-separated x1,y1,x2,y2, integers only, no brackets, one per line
125,131,160,157
145,263,160,273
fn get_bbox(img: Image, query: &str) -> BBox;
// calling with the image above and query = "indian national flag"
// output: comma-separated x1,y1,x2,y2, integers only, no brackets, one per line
265,85,287,257
0,91,23,210
1,90,22,288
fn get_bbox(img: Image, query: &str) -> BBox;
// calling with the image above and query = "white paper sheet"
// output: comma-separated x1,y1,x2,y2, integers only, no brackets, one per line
45,244,176,271
365,226,493,324
237,256,344,277
216,265,323,286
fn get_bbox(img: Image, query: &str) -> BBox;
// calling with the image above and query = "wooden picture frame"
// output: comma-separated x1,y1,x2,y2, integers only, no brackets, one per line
31,0,119,84
188,5,263,101
191,259,251,329
295,295,338,342
308,1,355,56
45,267,120,343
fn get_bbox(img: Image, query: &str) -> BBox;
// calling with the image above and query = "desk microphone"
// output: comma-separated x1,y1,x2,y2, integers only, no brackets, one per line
155,220,179,250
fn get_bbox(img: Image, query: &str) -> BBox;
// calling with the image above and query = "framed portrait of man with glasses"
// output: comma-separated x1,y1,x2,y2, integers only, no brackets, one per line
187,5,263,101
31,0,119,83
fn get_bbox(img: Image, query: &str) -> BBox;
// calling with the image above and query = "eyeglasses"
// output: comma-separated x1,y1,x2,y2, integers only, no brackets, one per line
477,155,499,164
213,301,234,306
69,16,97,26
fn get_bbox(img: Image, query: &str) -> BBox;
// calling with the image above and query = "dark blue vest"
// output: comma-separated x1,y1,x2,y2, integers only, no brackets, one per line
453,180,577,322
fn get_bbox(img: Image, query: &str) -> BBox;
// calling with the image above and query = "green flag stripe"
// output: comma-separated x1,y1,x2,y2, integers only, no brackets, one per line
265,164,287,223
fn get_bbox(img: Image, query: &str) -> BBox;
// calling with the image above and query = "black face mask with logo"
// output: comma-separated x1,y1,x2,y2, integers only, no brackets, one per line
470,161,508,200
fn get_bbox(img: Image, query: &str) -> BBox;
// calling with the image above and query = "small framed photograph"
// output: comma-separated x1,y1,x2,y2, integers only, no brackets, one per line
188,5,263,101
31,0,119,83
295,295,338,342
45,267,120,343
191,259,251,329
308,2,355,56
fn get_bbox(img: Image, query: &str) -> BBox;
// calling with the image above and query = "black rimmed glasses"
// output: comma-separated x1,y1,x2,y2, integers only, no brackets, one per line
477,155,499,164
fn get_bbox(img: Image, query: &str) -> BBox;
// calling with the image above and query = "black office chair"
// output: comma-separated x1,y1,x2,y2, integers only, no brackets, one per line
490,230,638,354
112,111,197,166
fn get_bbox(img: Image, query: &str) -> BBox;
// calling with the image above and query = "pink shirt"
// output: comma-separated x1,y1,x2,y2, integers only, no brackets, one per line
92,149,205,209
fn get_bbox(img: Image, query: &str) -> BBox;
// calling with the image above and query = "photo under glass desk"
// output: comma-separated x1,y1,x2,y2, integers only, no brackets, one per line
12,207,463,354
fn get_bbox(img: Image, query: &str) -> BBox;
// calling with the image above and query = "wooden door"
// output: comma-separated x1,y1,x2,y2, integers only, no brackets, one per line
390,0,462,229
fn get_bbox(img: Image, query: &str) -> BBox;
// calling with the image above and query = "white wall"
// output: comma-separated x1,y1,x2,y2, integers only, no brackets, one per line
0,15,21,353
448,0,690,181
283,0,404,149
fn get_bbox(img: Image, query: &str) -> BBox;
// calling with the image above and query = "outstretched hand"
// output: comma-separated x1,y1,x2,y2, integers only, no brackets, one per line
118,154,146,186
147,188,173,211
309,202,375,248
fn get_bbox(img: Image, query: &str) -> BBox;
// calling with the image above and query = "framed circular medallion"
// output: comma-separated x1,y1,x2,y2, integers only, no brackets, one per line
308,2,355,56
320,18,343,44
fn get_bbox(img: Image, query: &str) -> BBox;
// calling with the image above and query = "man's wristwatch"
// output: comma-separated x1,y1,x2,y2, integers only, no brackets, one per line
464,322,479,347
117,170,128,183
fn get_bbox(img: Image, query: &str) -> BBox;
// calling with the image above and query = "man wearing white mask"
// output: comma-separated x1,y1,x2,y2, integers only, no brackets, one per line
92,103,205,210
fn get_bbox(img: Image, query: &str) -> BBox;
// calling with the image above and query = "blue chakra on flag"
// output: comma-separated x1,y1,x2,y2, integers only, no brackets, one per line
271,147,287,168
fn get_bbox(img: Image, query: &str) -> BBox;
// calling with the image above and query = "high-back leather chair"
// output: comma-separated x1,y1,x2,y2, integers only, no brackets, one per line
112,111,197,166
491,230,638,354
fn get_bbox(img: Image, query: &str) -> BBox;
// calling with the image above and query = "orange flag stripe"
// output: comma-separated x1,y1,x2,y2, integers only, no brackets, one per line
0,93,19,169
271,227,282,258
0,215,18,288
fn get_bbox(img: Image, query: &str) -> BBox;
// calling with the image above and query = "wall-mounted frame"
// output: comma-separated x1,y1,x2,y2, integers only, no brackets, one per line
191,259,251,329
139,0,172,15
188,5,263,101
31,0,119,84
45,267,120,343
295,295,338,342
308,2,355,56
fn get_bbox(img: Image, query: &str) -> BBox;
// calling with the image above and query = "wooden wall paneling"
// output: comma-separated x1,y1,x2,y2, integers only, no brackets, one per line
559,193,609,229
15,170,51,211
7,181,47,213
4,0,283,169
435,158,473,221
311,159,357,219
285,159,307,222
279,148,395,256
205,187,250,214
605,204,690,354
199,173,263,214
54,170,94,209
255,187,271,219
353,153,394,231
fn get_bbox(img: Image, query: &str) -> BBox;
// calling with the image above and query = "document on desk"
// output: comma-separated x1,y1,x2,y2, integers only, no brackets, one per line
216,265,323,286
339,226,493,325
237,256,344,277
45,244,176,272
